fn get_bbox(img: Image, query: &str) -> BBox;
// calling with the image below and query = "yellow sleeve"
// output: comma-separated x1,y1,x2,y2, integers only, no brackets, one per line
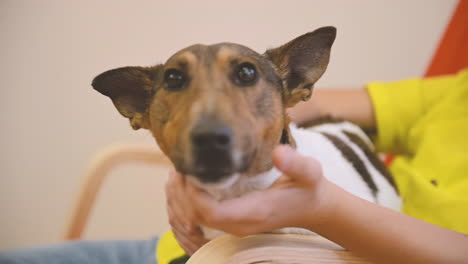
366,73,459,153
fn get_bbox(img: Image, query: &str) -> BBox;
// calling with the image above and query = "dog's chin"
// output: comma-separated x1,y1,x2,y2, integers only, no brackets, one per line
195,168,232,180
188,166,243,184
187,172,241,191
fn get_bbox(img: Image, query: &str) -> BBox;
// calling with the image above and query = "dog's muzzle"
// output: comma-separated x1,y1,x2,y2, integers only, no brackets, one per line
189,119,237,183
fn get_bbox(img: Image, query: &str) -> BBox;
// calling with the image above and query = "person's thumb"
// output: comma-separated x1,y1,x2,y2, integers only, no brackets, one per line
272,145,322,186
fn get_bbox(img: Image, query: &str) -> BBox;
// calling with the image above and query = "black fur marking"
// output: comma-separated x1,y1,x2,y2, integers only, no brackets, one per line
320,132,378,197
298,115,376,136
342,130,399,194
280,128,290,145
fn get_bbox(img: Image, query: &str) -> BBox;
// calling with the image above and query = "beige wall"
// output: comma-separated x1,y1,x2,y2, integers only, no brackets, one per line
0,0,457,249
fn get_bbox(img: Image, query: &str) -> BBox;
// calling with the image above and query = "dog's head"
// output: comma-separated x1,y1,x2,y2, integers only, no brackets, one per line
93,27,335,185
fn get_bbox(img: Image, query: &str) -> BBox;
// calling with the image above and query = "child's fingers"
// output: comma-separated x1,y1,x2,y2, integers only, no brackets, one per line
165,171,197,230
172,228,199,255
186,183,272,231
272,145,322,186
167,205,196,237
185,183,223,225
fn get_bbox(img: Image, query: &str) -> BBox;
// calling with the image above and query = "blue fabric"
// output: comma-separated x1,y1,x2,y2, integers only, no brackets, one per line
0,237,158,264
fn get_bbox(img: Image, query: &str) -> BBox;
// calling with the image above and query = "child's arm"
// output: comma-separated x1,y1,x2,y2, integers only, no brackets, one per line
288,88,376,130
170,146,468,263
309,175,468,264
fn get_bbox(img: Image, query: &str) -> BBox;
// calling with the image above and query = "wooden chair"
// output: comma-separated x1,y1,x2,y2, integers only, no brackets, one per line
64,144,170,240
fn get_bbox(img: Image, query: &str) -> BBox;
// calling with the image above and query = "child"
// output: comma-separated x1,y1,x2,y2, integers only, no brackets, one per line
167,69,468,263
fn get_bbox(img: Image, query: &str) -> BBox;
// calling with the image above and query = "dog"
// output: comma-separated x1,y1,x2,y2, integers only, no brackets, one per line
92,26,401,239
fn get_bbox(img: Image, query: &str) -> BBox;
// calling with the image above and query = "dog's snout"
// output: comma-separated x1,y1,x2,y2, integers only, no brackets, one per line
189,119,236,182
191,121,233,150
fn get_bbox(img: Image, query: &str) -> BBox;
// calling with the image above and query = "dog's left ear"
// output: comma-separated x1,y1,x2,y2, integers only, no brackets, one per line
265,26,336,107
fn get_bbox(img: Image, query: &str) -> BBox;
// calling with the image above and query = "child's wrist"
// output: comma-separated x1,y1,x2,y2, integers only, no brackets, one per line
302,180,341,232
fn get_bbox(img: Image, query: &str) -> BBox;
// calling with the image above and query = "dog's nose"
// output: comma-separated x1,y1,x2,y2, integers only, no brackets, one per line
189,120,236,183
191,121,233,150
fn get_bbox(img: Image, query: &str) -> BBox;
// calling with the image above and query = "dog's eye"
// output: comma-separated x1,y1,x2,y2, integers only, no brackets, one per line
164,69,186,91
235,63,257,85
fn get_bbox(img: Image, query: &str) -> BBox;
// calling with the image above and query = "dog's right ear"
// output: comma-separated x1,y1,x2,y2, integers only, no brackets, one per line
265,27,336,107
92,65,161,130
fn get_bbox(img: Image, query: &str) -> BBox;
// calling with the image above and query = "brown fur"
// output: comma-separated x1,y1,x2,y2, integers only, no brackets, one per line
93,27,336,183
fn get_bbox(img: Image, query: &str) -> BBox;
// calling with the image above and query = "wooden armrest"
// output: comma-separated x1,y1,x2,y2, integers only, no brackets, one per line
64,144,170,240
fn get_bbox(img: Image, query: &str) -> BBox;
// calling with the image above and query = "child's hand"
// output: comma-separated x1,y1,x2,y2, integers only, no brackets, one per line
166,145,334,242
186,145,332,236
165,171,208,255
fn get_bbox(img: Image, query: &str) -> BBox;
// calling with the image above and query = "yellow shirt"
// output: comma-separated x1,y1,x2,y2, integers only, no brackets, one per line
156,231,188,264
367,69,468,233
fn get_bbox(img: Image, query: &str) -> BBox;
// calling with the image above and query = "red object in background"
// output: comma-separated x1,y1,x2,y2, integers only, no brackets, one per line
425,0,468,77
385,0,468,166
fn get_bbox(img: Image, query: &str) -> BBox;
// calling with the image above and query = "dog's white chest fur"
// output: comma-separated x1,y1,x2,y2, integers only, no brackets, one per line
193,122,401,239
